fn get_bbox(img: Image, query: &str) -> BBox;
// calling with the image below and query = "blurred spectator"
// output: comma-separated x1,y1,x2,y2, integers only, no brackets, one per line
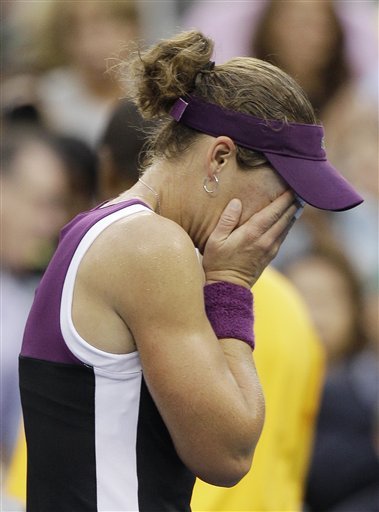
182,0,377,98
273,201,378,303
2,1,141,146
1,127,70,274
2,103,98,219
97,100,152,201
52,135,98,219
0,124,97,506
249,0,378,196
252,0,355,113
283,244,379,512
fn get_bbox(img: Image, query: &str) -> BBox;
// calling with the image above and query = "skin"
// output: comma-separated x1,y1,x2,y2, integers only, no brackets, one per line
262,0,338,100
72,134,297,486
0,142,69,272
63,3,139,98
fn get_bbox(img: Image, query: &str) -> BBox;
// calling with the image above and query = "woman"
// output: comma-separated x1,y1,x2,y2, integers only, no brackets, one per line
19,31,362,511
2,0,141,146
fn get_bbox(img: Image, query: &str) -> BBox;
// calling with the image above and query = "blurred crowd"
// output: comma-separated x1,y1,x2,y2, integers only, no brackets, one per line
1,1,378,511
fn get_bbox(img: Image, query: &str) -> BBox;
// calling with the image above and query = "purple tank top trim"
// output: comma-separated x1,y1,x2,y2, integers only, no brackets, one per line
21,199,151,365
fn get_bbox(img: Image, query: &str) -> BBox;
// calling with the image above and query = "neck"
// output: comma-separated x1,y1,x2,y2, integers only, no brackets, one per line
113,165,167,216
138,177,161,215
116,155,218,251
140,162,220,253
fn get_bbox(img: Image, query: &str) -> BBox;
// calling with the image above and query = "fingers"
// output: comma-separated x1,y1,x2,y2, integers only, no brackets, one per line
203,190,302,288
209,198,242,243
250,190,296,234
264,202,298,242
255,200,299,262
237,191,299,260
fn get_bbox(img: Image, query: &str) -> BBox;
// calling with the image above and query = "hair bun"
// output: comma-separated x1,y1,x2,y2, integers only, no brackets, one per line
122,31,214,119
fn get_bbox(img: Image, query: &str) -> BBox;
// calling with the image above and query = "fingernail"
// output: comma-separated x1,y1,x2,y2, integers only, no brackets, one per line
229,199,240,210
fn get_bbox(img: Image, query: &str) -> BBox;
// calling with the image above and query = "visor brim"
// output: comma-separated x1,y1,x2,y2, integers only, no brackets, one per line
265,153,364,211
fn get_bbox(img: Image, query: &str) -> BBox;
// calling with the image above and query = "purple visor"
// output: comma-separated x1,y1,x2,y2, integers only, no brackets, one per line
170,95,363,211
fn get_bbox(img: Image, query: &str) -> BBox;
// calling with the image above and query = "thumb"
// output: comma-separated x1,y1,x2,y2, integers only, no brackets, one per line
211,199,242,242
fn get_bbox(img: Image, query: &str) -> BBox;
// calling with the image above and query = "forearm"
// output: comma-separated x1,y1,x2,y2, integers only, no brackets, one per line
196,340,264,483
191,281,264,479
166,336,264,487
204,280,263,424
220,338,265,444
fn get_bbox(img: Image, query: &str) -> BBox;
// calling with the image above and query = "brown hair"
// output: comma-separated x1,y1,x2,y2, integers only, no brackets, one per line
120,30,317,169
252,0,350,114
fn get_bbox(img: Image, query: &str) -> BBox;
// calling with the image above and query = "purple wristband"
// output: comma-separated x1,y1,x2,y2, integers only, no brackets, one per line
204,281,255,350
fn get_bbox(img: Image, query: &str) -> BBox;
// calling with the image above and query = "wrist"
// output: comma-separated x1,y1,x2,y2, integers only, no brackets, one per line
205,271,253,290
204,281,255,350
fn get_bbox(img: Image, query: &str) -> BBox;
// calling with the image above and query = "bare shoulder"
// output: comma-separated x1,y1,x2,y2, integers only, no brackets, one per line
89,212,205,329
111,212,195,260
92,212,202,285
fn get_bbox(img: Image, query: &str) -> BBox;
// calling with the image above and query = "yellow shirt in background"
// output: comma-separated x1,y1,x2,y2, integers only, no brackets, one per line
7,267,324,511
191,267,324,511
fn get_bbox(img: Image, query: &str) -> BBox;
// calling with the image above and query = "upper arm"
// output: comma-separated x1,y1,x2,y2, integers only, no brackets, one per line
109,218,231,417
112,215,227,390
101,214,260,483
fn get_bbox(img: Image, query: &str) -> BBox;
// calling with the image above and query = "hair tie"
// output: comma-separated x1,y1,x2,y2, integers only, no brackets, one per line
203,60,215,72
194,61,216,87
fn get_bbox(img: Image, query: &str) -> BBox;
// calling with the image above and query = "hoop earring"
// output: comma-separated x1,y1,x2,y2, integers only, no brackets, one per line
203,175,219,194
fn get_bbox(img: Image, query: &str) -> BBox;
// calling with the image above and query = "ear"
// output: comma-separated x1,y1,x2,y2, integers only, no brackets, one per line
205,136,237,178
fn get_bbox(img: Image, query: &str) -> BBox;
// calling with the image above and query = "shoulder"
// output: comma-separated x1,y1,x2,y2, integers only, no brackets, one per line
79,211,204,321
93,212,205,328
114,212,195,256
95,212,201,281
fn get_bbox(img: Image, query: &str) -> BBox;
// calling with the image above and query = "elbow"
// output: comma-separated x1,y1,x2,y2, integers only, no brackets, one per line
198,421,264,486
176,401,265,487
209,454,254,488
208,412,264,486
195,449,255,487
181,429,261,487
